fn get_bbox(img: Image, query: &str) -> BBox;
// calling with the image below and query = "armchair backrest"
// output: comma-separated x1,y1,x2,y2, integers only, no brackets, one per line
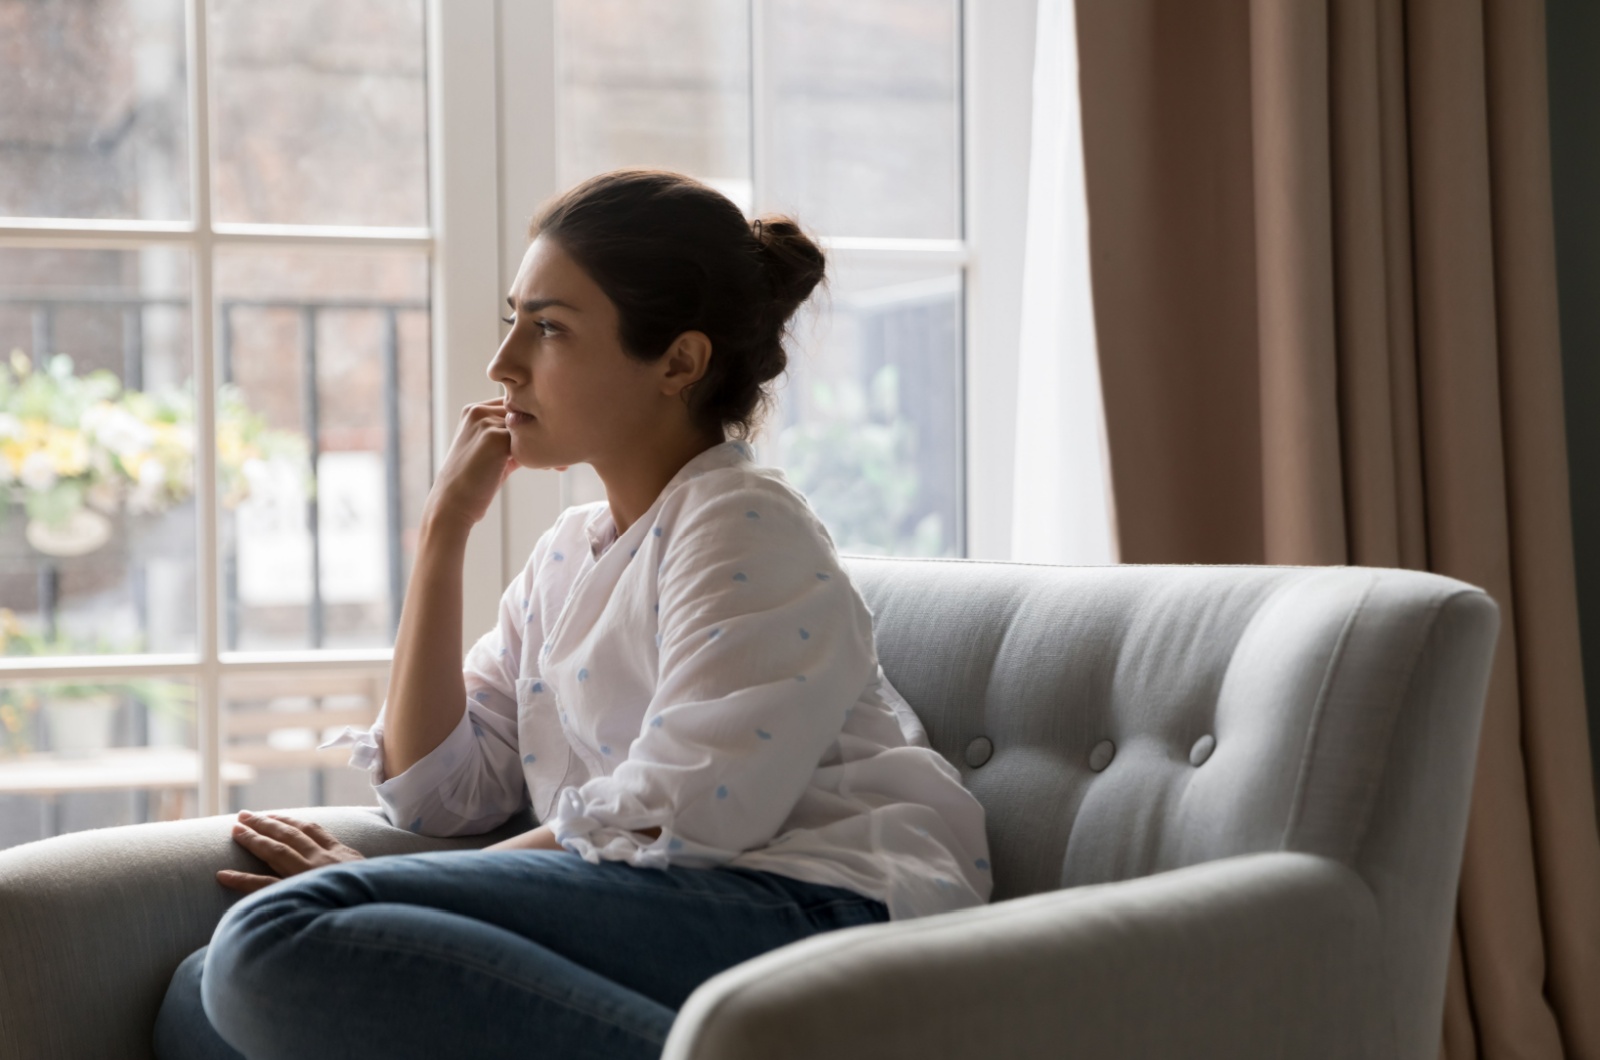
844,558,1498,1060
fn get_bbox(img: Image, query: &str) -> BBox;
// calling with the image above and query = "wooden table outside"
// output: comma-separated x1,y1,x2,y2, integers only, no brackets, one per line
0,747,258,837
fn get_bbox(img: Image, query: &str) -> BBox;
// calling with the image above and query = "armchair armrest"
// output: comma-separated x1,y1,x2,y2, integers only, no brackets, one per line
0,804,534,1060
665,852,1396,1060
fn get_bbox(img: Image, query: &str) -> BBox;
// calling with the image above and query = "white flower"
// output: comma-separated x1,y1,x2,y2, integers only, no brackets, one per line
19,450,56,492
126,458,168,514
81,404,154,459
0,413,20,441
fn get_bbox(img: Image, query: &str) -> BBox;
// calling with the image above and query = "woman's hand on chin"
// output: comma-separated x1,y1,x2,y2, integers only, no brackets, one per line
217,810,366,895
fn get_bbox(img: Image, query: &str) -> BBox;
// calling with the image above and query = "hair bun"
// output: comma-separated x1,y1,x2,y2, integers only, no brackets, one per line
752,216,826,319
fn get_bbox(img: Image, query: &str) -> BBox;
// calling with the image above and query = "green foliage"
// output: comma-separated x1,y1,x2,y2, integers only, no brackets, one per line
777,364,946,557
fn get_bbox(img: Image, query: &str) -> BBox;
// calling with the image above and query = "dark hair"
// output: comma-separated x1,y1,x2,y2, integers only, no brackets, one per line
528,169,826,439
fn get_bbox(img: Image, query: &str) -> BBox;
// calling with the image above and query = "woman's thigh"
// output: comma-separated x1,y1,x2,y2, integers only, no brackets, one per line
212,850,885,1011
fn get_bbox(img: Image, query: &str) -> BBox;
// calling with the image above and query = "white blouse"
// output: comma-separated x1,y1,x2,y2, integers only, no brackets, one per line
320,439,992,920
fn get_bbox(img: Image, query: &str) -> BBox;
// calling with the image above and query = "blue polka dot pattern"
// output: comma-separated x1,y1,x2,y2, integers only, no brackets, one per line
473,690,489,703
578,668,589,682
716,785,729,799
601,745,612,756
756,728,772,740
532,681,543,693
732,572,748,582
816,572,831,581
668,837,684,851
630,547,637,557
650,716,664,728
975,858,990,870
498,647,508,658
408,817,423,833
795,675,807,682
653,602,659,613
745,510,760,519
652,527,663,537
708,628,721,639
552,551,564,562
523,753,537,764
799,628,810,640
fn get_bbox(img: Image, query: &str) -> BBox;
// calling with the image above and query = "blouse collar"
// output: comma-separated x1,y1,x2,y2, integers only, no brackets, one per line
582,439,753,559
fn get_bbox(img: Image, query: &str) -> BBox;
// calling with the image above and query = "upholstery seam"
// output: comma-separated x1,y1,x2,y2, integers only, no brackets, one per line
1278,573,1378,848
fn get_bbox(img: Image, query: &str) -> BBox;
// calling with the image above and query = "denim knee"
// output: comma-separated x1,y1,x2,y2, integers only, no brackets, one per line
200,871,342,1047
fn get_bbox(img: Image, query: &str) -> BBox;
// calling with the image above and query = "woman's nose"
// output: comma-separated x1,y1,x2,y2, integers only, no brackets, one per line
487,336,519,385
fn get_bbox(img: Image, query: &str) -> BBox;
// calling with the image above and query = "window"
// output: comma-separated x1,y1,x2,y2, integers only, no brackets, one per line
549,0,967,557
0,0,452,848
1,0,1033,845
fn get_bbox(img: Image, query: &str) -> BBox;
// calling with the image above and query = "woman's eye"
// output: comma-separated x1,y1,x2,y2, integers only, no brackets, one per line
538,321,560,336
500,314,515,325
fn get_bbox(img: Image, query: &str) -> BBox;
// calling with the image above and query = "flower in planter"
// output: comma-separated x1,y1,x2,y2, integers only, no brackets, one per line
0,349,308,555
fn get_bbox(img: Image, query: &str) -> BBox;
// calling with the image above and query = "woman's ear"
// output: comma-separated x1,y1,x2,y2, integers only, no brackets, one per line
658,331,713,398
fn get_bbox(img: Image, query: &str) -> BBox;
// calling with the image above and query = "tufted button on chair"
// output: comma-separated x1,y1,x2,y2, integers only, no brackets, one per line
0,560,1497,1060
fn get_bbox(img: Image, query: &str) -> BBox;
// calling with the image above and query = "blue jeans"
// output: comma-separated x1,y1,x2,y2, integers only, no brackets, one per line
152,849,888,1059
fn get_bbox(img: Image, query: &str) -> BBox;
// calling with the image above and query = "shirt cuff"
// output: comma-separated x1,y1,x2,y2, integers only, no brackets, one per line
319,708,477,820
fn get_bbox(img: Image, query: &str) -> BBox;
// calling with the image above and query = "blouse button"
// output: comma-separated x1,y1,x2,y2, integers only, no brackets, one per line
1088,739,1116,772
964,736,993,768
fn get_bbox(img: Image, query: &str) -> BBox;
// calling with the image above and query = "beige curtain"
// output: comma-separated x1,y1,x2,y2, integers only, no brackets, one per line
1071,0,1600,1055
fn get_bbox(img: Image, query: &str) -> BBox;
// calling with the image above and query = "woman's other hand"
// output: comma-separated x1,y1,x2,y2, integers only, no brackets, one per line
218,810,366,895
425,396,519,530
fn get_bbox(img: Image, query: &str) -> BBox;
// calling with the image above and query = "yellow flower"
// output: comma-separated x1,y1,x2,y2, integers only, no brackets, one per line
1,439,27,475
44,427,90,477
8,349,29,376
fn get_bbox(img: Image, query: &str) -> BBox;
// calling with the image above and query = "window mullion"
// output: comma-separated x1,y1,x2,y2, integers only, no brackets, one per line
748,0,769,217
186,0,222,818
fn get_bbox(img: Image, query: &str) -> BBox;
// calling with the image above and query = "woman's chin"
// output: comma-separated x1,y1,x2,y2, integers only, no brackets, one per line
510,441,571,473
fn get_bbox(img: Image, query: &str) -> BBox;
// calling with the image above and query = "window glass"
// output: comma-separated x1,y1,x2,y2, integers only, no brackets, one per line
213,248,431,651
0,247,197,654
223,672,381,813
207,0,428,226
0,675,198,852
0,0,191,221
762,259,962,556
556,0,753,210
765,0,961,239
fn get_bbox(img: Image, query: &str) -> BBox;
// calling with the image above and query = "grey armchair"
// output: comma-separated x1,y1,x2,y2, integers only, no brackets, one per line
0,559,1498,1059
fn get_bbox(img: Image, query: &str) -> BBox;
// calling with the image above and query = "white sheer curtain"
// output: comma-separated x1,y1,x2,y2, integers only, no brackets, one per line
1009,0,1119,565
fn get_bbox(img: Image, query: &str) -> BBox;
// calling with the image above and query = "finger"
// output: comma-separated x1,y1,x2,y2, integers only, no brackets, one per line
231,821,309,874
268,814,342,851
462,398,507,417
217,869,279,894
238,811,322,858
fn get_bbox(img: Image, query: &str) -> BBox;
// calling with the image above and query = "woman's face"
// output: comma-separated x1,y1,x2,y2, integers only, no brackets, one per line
487,236,673,471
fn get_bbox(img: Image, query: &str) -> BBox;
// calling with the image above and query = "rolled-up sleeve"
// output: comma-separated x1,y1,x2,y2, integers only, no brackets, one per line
318,530,550,836
547,481,876,868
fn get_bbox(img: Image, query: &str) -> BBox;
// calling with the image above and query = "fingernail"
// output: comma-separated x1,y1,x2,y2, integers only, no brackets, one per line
238,809,254,818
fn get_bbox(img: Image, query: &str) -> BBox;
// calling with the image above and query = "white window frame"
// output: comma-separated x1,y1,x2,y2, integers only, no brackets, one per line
0,0,504,818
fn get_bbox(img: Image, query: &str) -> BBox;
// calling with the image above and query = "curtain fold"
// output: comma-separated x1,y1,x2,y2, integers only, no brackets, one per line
1070,0,1600,1054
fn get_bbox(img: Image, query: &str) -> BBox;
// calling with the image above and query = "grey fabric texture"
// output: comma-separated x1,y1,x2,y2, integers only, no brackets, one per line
0,560,1497,1060
664,852,1392,1060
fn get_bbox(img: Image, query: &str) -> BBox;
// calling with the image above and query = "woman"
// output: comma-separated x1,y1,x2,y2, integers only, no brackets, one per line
154,169,991,1059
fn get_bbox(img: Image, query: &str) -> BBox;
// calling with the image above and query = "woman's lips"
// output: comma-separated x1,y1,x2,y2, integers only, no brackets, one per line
506,403,535,427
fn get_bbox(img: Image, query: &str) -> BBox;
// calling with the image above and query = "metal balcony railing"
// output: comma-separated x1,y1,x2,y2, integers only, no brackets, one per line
2,291,426,652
